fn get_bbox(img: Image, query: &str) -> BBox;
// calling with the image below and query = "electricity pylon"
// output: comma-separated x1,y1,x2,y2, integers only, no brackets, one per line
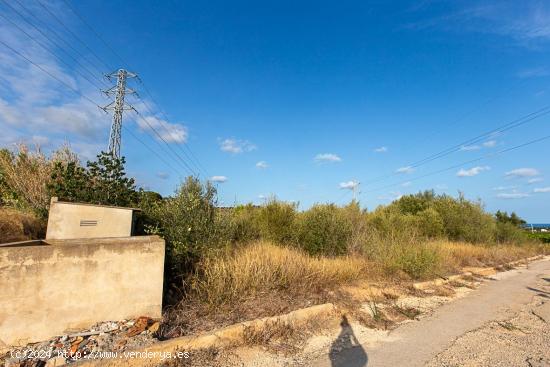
102,69,137,158
352,181,360,202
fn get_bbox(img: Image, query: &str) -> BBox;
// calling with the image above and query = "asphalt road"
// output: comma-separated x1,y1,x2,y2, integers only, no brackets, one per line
309,258,550,367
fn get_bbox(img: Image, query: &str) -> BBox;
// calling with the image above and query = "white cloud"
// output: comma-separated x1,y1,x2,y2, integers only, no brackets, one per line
156,172,169,180
377,191,403,201
534,187,550,193
256,161,268,169
528,177,544,184
402,181,412,187
339,180,359,190
315,153,342,163
505,168,540,178
493,185,516,191
517,67,550,78
391,191,403,200
460,140,496,151
374,146,388,153
457,166,490,177
219,138,256,154
496,192,530,199
211,175,228,183
0,14,187,160
460,145,481,151
409,2,550,47
396,166,415,174
135,115,188,143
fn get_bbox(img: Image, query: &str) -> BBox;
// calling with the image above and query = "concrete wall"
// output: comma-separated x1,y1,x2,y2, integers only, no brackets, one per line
0,236,165,347
46,198,137,240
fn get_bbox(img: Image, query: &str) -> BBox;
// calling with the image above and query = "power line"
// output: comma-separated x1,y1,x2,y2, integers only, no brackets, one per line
363,134,550,195
1,2,198,177
409,106,550,167
60,0,211,178
1,13,199,178
0,39,101,107
34,0,113,71
0,1,106,90
0,39,183,178
10,0,107,78
61,0,130,70
122,125,181,176
362,105,550,187
133,91,210,178
132,109,197,176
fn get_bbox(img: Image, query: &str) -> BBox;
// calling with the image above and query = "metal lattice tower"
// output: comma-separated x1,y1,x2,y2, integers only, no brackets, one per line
102,69,137,158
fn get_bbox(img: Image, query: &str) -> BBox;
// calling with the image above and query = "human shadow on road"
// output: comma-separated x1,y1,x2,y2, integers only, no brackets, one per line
328,315,368,367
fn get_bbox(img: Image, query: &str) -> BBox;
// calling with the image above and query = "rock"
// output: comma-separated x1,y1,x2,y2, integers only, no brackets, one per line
45,356,66,367
147,322,160,334
126,317,151,337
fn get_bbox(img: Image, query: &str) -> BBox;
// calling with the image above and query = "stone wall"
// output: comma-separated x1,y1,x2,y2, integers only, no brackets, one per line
0,236,165,347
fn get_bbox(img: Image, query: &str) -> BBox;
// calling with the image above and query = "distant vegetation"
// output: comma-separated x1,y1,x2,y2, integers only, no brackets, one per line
1,144,548,309
528,232,550,243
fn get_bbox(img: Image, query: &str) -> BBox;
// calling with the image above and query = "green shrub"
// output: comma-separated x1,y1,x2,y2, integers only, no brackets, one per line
365,205,422,242
223,204,262,243
255,199,297,244
431,194,496,243
392,244,440,279
416,207,445,238
49,151,137,207
294,204,353,256
394,190,436,215
495,222,528,244
527,232,550,243
144,177,221,280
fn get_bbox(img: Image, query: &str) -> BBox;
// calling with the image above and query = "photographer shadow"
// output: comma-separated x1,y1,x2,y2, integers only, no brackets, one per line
328,315,368,367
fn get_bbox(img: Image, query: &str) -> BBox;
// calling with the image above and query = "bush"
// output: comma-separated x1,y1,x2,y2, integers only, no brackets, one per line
416,207,445,238
495,222,528,244
527,232,550,243
431,194,496,243
294,204,353,256
0,208,45,243
144,177,221,281
0,145,60,217
49,151,137,207
391,244,440,279
222,204,262,244
255,199,297,244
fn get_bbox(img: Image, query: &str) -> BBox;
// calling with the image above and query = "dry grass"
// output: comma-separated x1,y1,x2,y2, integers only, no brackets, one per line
431,240,545,273
0,208,45,243
0,143,79,215
162,239,547,339
191,240,547,306
192,242,367,305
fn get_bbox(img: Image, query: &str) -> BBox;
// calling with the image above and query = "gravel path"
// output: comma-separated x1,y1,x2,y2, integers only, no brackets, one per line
308,257,550,367
426,276,550,367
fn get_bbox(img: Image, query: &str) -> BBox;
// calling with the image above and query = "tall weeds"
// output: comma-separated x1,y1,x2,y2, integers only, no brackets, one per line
192,242,366,305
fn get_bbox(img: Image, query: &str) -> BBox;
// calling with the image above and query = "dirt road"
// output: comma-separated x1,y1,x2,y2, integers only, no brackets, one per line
309,258,550,367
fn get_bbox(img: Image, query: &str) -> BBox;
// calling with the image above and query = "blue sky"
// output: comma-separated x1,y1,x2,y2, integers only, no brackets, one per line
0,0,549,221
